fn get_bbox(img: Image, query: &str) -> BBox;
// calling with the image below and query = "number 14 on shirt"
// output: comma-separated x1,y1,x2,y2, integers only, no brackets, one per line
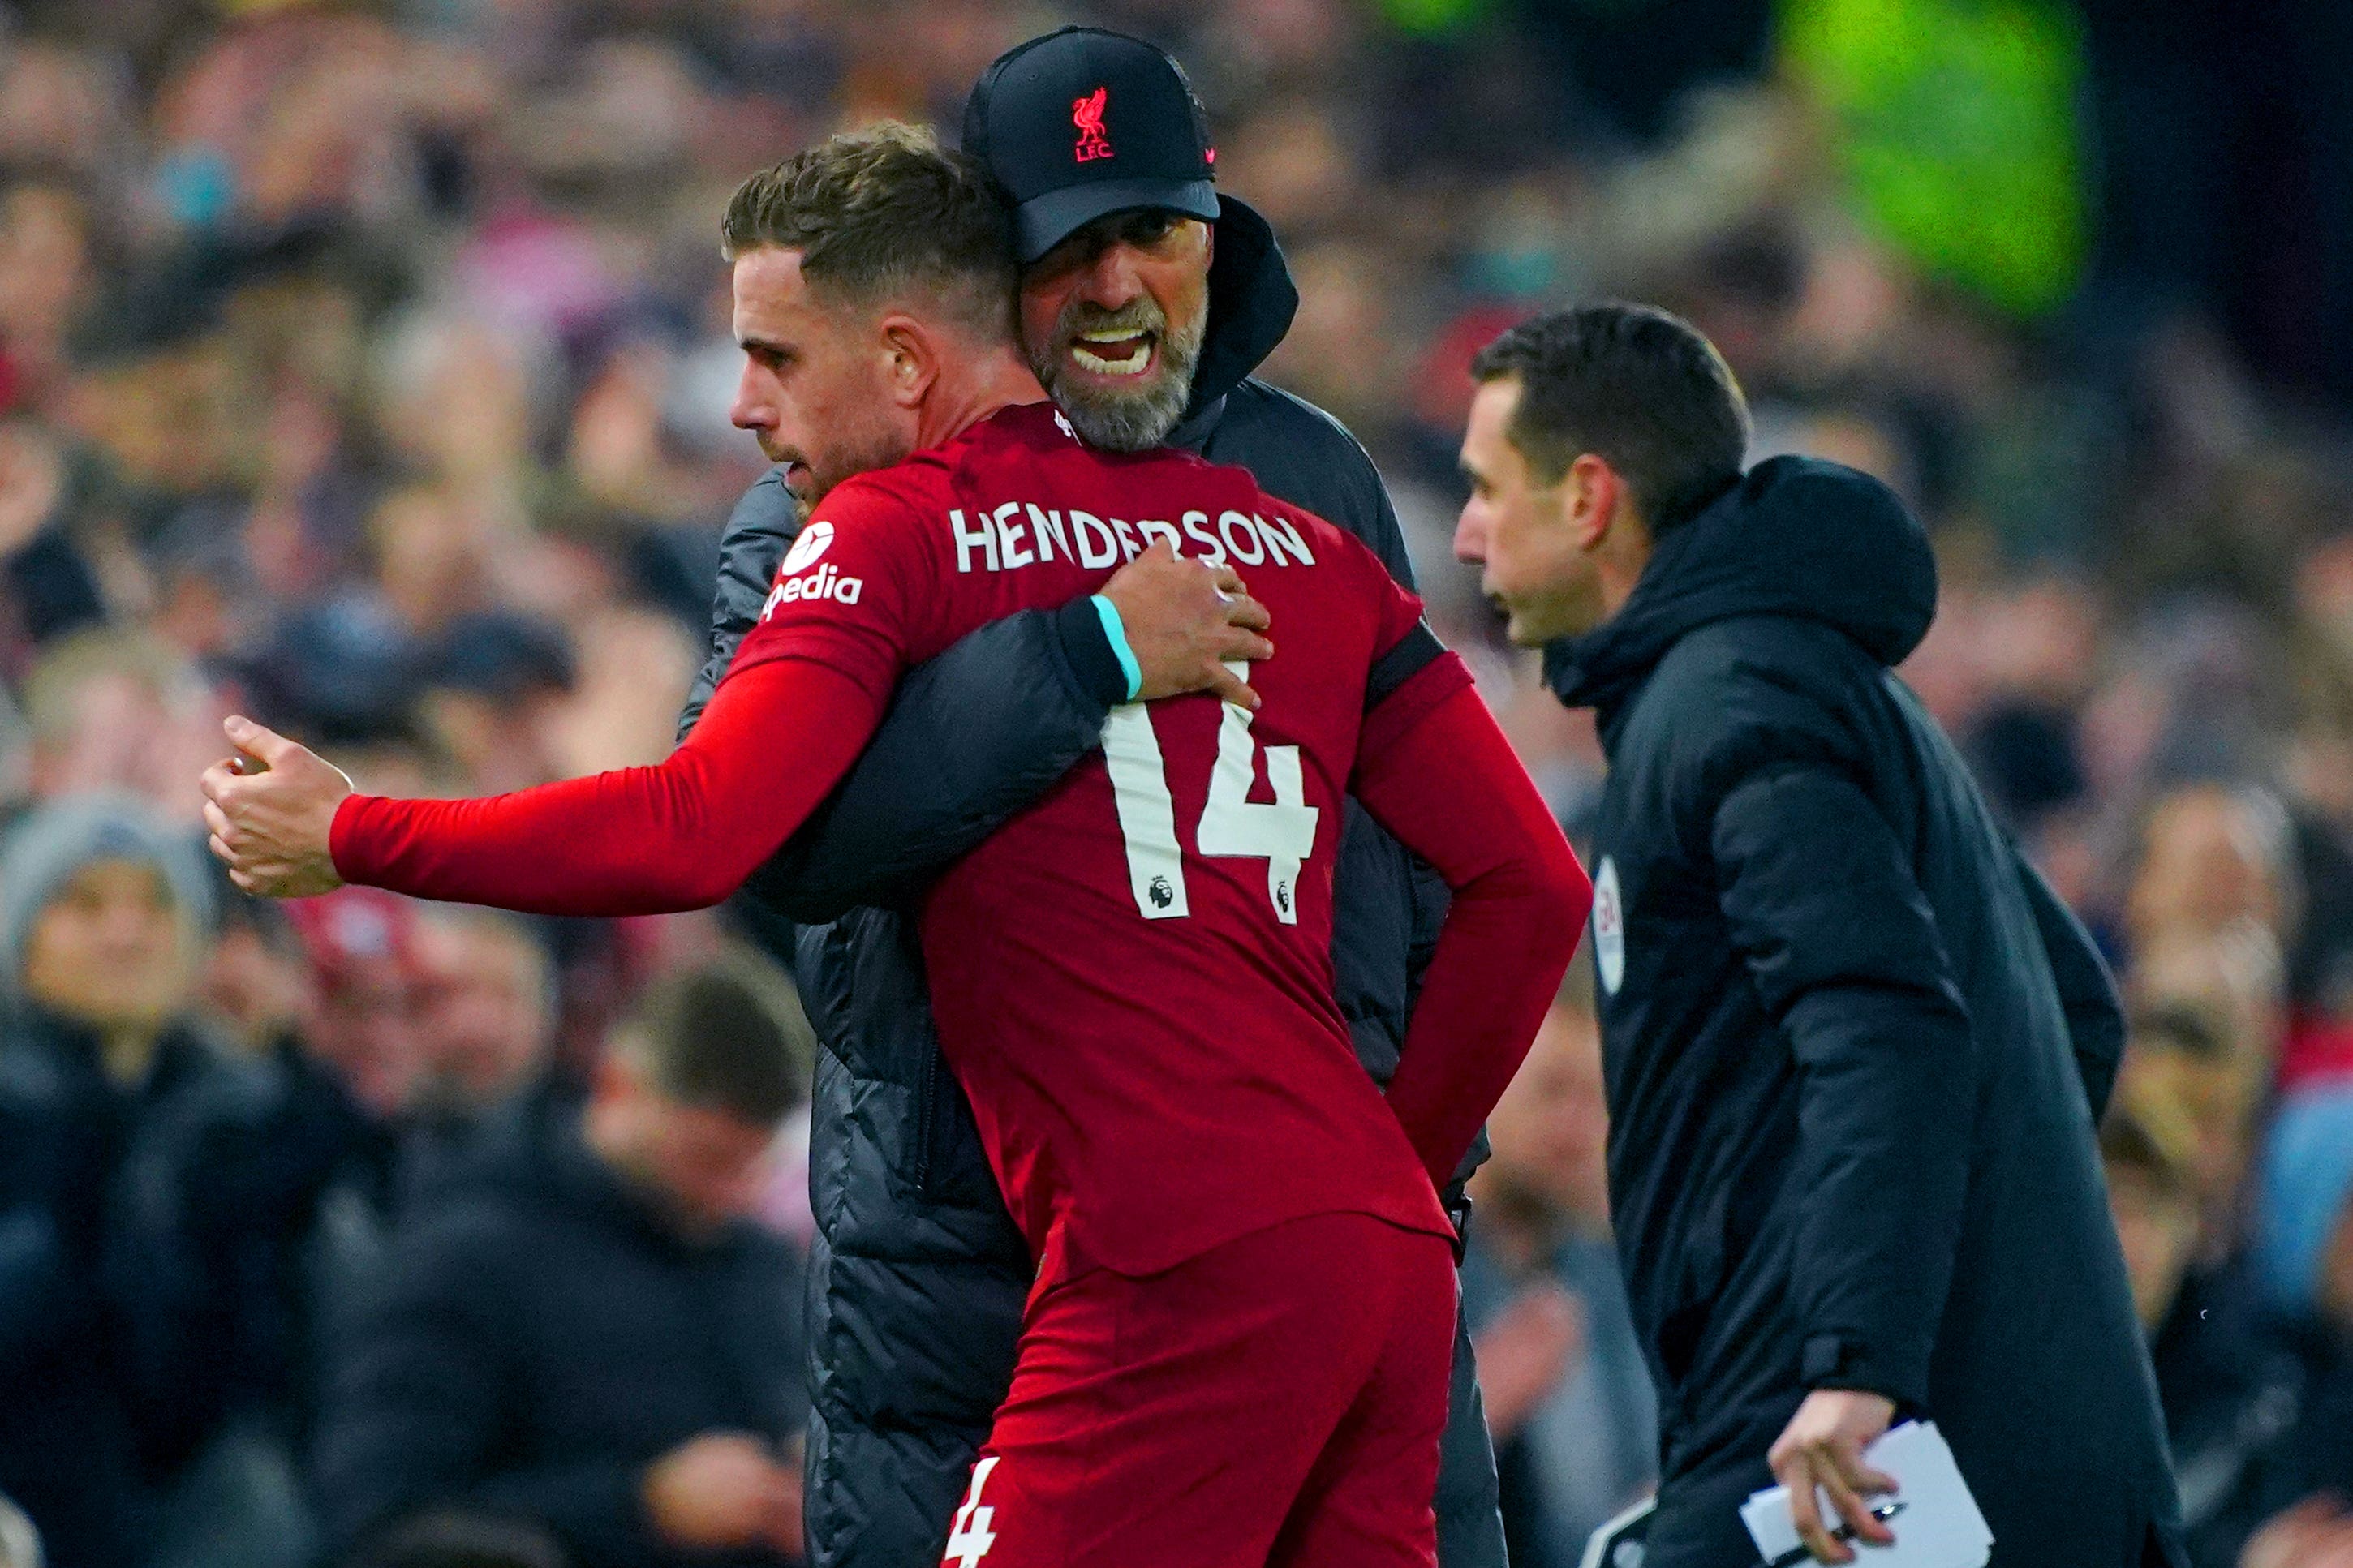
1103,662,1320,925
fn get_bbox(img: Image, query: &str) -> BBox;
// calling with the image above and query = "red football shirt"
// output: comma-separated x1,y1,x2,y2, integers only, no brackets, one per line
725,401,1461,1274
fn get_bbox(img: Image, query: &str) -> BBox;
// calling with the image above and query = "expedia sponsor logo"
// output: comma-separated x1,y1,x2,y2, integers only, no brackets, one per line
780,519,834,574
760,561,865,620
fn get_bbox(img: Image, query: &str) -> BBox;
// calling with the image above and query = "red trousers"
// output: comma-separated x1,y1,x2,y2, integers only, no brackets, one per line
940,1211,1458,1568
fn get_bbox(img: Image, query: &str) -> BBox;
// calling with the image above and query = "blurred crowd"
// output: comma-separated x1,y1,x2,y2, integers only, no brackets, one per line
0,0,2347,1566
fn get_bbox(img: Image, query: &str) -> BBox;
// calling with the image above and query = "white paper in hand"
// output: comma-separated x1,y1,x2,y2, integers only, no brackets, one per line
1739,1421,1991,1567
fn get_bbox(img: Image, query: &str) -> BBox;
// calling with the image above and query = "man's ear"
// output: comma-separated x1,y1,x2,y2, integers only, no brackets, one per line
1561,453,1623,552
877,314,943,409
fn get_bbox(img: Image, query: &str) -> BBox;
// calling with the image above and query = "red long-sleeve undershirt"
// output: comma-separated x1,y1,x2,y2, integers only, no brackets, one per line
1351,674,1594,1186
333,652,1589,1187
331,657,884,915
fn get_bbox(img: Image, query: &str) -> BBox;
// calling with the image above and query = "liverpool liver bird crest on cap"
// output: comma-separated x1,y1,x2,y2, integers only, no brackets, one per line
1073,86,1112,161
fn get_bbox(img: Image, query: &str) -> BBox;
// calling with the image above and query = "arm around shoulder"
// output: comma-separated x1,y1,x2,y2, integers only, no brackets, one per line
740,598,1127,921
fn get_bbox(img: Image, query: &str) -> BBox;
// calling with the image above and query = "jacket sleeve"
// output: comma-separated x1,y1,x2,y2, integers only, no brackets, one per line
2013,846,2127,1122
312,1214,661,1563
1708,756,1975,1410
1353,442,1418,590
739,599,1128,922
680,472,1128,921
678,468,798,736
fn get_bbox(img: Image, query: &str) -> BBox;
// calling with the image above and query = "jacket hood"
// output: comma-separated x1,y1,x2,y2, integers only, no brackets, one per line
1545,455,1937,715
1179,193,1297,425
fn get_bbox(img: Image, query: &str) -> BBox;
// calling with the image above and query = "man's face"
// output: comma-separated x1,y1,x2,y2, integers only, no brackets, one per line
729,246,916,519
1456,377,1602,647
22,859,190,1034
1483,1004,1611,1230
596,1055,778,1240
2104,1161,2199,1332
411,920,550,1110
1020,210,1211,452
2115,1042,2257,1230
308,954,422,1119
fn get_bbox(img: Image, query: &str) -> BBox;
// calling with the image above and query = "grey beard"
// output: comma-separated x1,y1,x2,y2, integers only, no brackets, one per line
1032,320,1206,453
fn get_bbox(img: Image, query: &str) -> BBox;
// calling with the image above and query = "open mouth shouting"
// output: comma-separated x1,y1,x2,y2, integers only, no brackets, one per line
1032,294,1203,451
1069,326,1158,378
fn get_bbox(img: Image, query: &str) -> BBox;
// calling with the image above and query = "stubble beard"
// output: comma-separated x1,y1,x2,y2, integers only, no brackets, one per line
777,427,910,527
1030,299,1208,453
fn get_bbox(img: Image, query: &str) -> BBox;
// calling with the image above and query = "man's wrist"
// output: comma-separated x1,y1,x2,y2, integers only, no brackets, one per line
324,792,372,886
1050,595,1135,708
1090,595,1143,701
1799,1334,1914,1407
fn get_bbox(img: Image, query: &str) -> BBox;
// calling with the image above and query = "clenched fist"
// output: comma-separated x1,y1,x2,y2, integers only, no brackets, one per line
200,716,354,899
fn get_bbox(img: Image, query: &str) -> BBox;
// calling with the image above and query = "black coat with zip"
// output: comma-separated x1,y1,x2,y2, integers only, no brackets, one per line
1547,457,2185,1568
678,195,1505,1568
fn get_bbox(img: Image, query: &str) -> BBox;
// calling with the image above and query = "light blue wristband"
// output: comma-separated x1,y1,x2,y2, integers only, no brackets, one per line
1090,594,1143,702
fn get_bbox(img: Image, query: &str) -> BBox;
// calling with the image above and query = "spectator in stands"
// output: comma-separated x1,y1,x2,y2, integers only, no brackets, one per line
2104,1107,2205,1334
2131,926,2288,1118
311,950,815,1568
2128,783,2296,941
408,906,557,1122
268,887,429,1385
2114,1004,2266,1255
344,1510,567,1568
2157,1082,2353,1567
19,630,226,823
1463,974,1657,1566
0,795,303,1568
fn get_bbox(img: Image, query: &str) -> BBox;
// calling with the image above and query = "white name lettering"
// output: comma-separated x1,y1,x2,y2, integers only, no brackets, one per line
993,500,1035,569
950,509,998,574
1026,505,1068,563
1181,509,1224,565
1071,509,1119,568
1257,510,1315,566
1217,509,1265,565
940,499,1323,574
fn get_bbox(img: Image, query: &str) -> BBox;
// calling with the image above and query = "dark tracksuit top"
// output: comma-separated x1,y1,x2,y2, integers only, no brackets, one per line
1549,456,2187,1568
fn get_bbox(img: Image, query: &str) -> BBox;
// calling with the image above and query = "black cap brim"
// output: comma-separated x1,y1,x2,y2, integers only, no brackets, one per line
1014,177,1220,263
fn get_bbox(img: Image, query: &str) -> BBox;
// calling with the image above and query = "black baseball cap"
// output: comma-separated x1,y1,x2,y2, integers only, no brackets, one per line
961,28,1220,264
